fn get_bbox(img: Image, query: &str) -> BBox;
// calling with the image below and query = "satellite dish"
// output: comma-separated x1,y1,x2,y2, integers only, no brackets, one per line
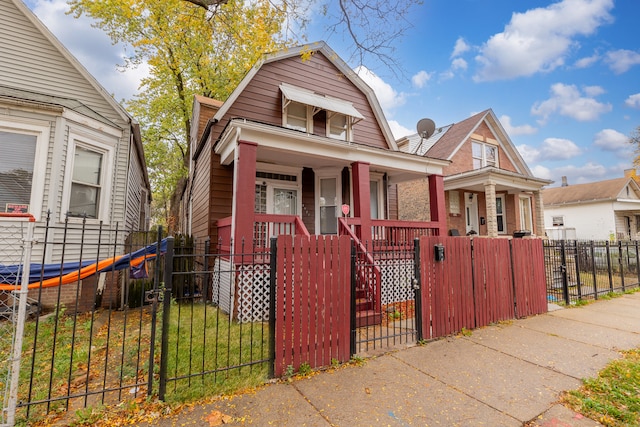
416,118,436,139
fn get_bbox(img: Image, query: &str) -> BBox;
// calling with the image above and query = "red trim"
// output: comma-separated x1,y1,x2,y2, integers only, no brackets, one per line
234,141,258,252
0,213,36,222
428,174,447,236
351,161,372,243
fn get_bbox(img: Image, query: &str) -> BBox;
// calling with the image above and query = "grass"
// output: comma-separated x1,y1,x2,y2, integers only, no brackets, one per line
563,347,640,427
0,301,270,425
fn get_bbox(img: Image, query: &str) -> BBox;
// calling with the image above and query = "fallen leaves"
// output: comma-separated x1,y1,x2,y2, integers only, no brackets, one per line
205,410,233,426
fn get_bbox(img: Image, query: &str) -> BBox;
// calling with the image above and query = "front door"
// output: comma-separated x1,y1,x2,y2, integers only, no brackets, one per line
317,171,342,234
465,193,479,234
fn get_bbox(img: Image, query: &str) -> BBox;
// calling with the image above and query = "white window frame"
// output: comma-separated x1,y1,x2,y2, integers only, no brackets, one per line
315,168,342,235
369,172,384,220
472,140,498,169
255,163,302,215
61,128,115,223
496,194,506,234
0,118,50,221
519,195,533,232
326,112,352,142
283,100,312,133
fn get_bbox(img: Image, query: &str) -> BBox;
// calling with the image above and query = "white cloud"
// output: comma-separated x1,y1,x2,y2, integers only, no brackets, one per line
574,53,600,69
593,129,630,152
583,85,605,97
29,0,142,101
451,58,468,71
625,93,640,109
517,137,582,163
355,66,407,112
473,0,614,81
531,164,552,180
411,70,433,89
551,162,608,184
516,144,541,164
499,115,537,136
605,49,640,74
451,37,470,58
531,83,612,123
388,120,414,139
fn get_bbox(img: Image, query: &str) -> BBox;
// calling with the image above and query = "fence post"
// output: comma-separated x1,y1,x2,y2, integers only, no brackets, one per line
574,242,582,300
413,238,423,341
350,240,357,357
268,237,277,378
6,217,35,427
158,235,174,401
560,240,570,305
606,241,613,293
147,226,163,398
619,241,626,292
590,241,598,300
509,239,518,318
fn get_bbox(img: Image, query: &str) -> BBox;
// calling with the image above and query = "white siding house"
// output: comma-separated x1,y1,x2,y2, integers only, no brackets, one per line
543,174,640,241
0,0,151,309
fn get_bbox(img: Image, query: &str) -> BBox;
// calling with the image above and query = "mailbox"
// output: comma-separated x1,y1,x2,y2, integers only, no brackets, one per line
434,244,445,261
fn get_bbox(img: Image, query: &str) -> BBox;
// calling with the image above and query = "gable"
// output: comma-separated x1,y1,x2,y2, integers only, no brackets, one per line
0,0,126,126
209,46,391,151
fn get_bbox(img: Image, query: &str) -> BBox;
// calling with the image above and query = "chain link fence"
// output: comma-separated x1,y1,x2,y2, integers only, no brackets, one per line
0,214,35,427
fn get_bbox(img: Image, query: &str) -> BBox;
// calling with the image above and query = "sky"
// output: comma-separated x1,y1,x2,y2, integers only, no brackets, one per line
24,0,640,187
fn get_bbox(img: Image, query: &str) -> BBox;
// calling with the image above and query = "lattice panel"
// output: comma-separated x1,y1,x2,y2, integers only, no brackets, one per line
237,264,270,323
379,259,415,305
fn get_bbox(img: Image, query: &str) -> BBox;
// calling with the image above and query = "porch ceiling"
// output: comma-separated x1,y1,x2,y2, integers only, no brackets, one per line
443,167,553,193
215,119,450,183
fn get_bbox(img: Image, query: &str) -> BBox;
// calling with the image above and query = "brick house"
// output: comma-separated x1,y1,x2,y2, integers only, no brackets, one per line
396,109,551,237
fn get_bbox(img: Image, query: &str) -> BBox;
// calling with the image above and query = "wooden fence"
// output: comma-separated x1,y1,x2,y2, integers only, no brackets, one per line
274,235,547,375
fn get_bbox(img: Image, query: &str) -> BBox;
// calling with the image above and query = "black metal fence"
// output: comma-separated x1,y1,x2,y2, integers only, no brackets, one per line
543,239,640,305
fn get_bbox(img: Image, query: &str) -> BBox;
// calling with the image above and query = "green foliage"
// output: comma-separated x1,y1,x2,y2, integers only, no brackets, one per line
68,0,289,227
297,362,311,376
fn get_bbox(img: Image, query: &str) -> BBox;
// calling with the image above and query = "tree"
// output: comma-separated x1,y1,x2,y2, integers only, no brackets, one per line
69,0,421,229
69,0,287,228
632,125,640,167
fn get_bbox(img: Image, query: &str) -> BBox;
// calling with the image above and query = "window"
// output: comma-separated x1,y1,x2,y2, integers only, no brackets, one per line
254,164,301,215
519,196,533,232
319,177,338,234
284,101,309,132
0,120,49,219
62,130,115,222
496,194,505,233
327,113,348,140
369,172,384,220
472,141,498,169
68,146,103,218
0,131,37,212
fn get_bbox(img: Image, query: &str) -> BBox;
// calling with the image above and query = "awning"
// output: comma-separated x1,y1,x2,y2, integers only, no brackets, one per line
280,83,364,122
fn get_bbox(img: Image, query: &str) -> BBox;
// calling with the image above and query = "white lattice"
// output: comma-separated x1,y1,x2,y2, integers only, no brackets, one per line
237,264,270,323
211,259,270,323
379,259,415,305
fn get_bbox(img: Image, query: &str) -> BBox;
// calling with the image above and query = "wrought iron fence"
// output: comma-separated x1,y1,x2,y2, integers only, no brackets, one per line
544,239,640,305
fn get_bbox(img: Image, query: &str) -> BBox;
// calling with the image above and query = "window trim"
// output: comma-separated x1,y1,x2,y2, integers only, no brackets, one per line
519,195,533,232
283,100,312,133
61,129,115,223
496,194,506,234
315,168,342,235
0,118,50,221
472,140,499,169
326,112,352,142
254,163,302,215
369,171,384,220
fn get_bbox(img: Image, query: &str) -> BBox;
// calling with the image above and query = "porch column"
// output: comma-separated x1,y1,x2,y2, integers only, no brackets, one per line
351,161,372,244
233,140,257,252
534,190,545,237
428,174,447,236
484,180,498,237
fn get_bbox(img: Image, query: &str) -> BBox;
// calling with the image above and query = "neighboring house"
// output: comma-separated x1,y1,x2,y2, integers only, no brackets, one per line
184,42,449,324
396,109,552,237
543,171,640,241
0,0,151,309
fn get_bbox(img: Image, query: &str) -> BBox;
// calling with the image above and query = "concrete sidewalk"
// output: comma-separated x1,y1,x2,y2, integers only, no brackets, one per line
143,293,640,427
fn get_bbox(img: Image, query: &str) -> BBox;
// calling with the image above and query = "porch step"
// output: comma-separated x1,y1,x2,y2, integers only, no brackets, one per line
356,309,382,327
355,298,373,311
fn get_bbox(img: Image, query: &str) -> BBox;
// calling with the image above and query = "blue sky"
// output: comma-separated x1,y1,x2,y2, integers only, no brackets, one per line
26,0,640,187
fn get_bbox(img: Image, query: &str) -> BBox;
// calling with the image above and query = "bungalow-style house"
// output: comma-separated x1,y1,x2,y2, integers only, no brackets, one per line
0,0,151,310
396,109,552,237
184,42,449,323
543,170,640,241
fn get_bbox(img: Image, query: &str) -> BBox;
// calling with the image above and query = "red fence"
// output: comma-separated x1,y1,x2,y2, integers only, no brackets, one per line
274,235,352,376
419,236,547,340
274,235,547,375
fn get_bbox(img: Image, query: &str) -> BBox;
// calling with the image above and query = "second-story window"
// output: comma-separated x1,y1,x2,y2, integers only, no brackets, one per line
472,141,498,169
327,113,348,140
284,101,310,132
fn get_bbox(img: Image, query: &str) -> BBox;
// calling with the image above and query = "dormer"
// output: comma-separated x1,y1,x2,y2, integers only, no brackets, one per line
280,83,364,142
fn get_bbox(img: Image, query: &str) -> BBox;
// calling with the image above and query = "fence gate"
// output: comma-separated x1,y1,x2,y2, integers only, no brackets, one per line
352,239,422,355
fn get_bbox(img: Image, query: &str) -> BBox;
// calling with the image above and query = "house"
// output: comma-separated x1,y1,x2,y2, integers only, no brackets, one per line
0,0,151,310
184,42,449,323
543,170,640,241
396,109,552,237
